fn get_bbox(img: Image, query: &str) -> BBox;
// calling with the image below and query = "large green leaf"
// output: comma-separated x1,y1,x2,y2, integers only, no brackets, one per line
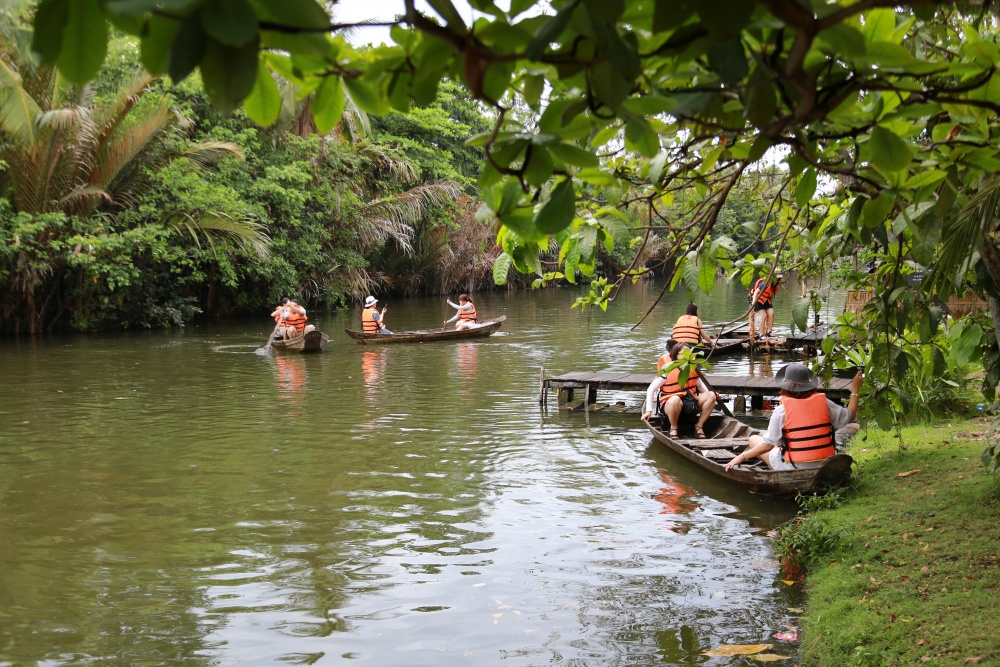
548,143,599,168
791,297,811,334
493,251,512,285
534,179,576,234
868,126,914,173
32,0,69,65
312,76,346,134
169,13,208,83
200,36,259,114
57,0,107,84
141,15,180,75
252,0,332,28
202,0,259,47
243,60,282,126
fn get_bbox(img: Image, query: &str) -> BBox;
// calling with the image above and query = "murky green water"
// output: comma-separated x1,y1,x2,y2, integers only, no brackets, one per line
0,280,837,665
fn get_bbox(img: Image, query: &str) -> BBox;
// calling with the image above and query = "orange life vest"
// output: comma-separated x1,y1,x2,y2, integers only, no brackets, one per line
781,392,836,463
657,354,671,372
284,309,307,332
362,307,380,333
459,303,478,321
672,315,702,344
753,278,778,304
659,367,699,404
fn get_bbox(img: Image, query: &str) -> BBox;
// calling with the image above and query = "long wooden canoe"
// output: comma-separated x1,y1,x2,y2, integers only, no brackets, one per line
271,329,329,353
344,315,506,344
646,414,853,496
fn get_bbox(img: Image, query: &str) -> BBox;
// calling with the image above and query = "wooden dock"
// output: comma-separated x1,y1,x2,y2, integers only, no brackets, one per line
542,370,854,409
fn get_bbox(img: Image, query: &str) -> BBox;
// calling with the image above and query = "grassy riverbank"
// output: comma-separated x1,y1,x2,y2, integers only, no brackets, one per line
793,419,1000,667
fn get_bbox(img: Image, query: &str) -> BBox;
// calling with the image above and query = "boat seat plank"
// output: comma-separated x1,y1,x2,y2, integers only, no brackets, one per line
676,438,745,450
701,449,737,460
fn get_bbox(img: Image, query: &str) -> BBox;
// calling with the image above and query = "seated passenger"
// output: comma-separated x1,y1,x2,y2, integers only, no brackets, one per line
724,364,863,471
657,338,678,372
445,294,478,330
642,343,718,439
362,295,392,334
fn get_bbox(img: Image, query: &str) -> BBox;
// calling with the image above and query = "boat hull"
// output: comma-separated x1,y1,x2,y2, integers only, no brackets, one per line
344,316,506,344
271,330,329,353
646,414,853,496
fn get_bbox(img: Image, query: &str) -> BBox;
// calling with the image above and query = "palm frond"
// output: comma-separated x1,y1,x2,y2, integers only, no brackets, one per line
356,181,462,254
162,211,270,259
178,141,244,170
36,107,82,131
59,183,110,208
92,73,155,148
927,175,999,294
0,54,39,144
357,144,418,183
89,105,172,209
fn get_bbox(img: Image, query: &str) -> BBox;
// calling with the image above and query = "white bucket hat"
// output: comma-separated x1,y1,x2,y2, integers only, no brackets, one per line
364,295,378,307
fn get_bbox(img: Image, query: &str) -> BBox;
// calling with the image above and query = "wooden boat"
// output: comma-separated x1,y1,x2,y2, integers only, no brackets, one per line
271,330,329,353
693,338,745,357
646,414,853,496
344,315,506,345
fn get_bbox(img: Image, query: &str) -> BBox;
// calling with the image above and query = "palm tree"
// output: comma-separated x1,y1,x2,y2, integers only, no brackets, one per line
0,29,267,332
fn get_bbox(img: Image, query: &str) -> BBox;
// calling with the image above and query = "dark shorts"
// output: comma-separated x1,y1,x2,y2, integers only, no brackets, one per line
661,393,701,420
754,301,773,312
680,392,700,419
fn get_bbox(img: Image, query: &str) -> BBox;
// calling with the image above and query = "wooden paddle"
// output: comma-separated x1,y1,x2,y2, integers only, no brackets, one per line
263,319,282,351
700,374,735,418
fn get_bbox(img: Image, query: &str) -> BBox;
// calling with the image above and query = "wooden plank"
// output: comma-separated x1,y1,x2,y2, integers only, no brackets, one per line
676,439,748,450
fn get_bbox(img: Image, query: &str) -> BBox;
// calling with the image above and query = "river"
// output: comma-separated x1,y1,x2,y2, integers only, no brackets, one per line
0,279,842,666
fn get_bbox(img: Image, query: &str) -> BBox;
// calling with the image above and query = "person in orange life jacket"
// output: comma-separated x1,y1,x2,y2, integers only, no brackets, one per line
724,363,863,472
286,299,315,335
445,294,478,330
271,297,295,341
750,272,782,338
641,343,718,439
361,295,392,334
672,303,716,348
657,338,678,373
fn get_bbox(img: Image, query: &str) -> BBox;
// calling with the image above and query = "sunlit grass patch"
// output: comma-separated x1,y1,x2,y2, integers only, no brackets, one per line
790,420,1000,666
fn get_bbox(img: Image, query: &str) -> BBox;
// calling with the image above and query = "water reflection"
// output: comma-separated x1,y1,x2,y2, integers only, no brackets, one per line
272,354,308,415
652,469,698,533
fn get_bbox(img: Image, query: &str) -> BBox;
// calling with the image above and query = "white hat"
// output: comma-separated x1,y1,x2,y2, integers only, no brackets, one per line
364,296,377,307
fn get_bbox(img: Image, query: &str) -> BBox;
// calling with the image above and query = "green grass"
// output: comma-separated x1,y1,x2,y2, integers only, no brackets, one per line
792,419,1000,667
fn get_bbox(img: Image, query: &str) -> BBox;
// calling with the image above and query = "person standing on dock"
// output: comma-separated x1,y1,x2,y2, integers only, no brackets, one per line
750,271,782,339
362,295,392,334
671,304,716,349
642,343,718,439
724,364,863,472
445,294,478,330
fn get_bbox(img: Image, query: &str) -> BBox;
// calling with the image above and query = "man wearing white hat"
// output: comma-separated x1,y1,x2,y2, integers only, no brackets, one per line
361,296,391,334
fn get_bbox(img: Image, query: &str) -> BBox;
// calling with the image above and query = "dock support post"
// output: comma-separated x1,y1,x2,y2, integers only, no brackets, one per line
734,395,746,414
557,388,574,406
750,394,764,411
539,367,546,405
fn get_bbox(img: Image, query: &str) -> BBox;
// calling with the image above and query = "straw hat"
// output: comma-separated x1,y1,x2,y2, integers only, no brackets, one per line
774,363,820,392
